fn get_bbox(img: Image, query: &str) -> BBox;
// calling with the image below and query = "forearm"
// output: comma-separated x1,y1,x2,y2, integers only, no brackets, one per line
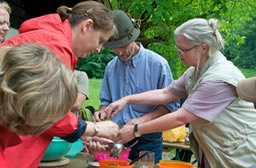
139,105,170,122
71,93,87,112
81,122,97,137
125,88,171,105
138,108,196,135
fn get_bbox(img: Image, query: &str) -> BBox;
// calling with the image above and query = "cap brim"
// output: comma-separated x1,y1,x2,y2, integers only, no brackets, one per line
104,29,140,48
237,77,256,103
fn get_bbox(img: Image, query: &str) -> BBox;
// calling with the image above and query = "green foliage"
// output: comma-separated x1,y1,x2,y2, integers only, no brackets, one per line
240,68,256,78
76,48,115,79
111,0,256,74
77,0,256,79
224,16,256,69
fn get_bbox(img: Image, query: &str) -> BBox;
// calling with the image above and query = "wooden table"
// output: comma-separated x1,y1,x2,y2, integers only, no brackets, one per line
162,141,192,161
163,141,190,151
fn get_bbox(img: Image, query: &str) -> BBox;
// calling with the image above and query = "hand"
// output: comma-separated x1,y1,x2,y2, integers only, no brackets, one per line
105,98,128,118
116,124,135,144
82,120,119,140
94,110,107,122
83,136,113,153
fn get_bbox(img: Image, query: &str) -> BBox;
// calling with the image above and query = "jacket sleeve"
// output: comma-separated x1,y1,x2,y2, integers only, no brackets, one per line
46,112,87,142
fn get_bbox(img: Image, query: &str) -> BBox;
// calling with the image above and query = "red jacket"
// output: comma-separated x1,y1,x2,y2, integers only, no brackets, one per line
0,126,21,168
1,14,85,168
2,14,77,70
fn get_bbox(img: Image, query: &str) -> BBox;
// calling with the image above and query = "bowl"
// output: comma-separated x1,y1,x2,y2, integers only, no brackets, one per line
41,137,72,161
99,160,133,168
94,148,131,161
88,161,100,168
65,139,84,157
157,160,196,168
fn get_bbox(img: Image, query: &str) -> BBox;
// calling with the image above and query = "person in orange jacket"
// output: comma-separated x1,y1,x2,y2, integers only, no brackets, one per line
0,43,78,168
1,1,119,168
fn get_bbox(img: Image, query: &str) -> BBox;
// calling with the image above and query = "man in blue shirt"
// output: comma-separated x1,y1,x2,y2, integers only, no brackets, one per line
94,10,180,163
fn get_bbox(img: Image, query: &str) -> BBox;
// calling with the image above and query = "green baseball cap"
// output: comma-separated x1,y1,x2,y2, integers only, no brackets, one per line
104,10,140,48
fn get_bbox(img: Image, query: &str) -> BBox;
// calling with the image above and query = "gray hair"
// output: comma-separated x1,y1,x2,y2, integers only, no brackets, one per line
174,18,224,57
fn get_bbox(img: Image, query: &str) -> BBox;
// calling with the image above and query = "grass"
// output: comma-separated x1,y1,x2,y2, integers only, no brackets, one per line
82,78,102,109
84,68,255,109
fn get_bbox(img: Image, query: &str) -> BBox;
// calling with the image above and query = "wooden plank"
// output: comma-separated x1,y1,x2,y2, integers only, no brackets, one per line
163,141,190,150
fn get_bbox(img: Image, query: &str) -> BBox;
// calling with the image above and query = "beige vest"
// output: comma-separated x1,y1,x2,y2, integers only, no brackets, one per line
185,51,256,168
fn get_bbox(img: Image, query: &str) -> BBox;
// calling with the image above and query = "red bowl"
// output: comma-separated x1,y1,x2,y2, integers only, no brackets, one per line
99,160,133,168
157,161,196,168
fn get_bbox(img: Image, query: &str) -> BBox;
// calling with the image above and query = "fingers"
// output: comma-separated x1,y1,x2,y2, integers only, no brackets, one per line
105,105,119,118
94,111,106,121
83,139,108,152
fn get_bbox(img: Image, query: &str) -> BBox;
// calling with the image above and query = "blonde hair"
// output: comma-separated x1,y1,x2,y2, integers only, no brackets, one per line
0,1,11,14
57,1,116,34
0,43,78,136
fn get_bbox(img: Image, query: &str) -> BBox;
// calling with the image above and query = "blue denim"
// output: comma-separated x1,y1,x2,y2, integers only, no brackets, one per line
125,132,163,163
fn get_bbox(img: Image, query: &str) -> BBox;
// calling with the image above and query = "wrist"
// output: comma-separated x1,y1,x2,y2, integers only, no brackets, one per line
87,122,100,136
124,96,130,104
92,123,100,136
134,123,141,137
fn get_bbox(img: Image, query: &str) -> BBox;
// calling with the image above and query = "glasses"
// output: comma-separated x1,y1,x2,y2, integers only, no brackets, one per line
175,45,201,56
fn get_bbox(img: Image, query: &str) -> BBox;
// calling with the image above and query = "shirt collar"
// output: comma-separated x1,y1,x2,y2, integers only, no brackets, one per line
124,42,143,67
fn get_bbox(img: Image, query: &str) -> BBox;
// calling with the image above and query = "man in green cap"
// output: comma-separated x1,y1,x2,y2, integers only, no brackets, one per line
94,10,180,163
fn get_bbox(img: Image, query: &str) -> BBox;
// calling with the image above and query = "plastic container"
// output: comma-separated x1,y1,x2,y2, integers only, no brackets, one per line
99,160,133,168
94,148,131,161
42,137,72,161
65,139,84,157
157,161,196,168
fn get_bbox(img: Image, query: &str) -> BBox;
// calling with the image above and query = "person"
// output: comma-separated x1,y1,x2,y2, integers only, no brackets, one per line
1,1,119,168
72,69,95,121
104,18,256,167
93,10,180,163
72,70,89,113
0,43,78,168
237,77,256,107
0,1,11,43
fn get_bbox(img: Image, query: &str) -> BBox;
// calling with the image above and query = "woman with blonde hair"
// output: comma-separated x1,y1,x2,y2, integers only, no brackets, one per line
0,43,77,168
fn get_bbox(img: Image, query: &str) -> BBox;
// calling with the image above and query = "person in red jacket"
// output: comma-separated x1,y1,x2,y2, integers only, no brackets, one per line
0,43,78,168
1,1,119,168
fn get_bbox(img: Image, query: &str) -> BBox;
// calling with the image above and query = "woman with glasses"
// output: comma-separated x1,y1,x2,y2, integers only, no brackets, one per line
103,18,256,168
1,1,119,168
